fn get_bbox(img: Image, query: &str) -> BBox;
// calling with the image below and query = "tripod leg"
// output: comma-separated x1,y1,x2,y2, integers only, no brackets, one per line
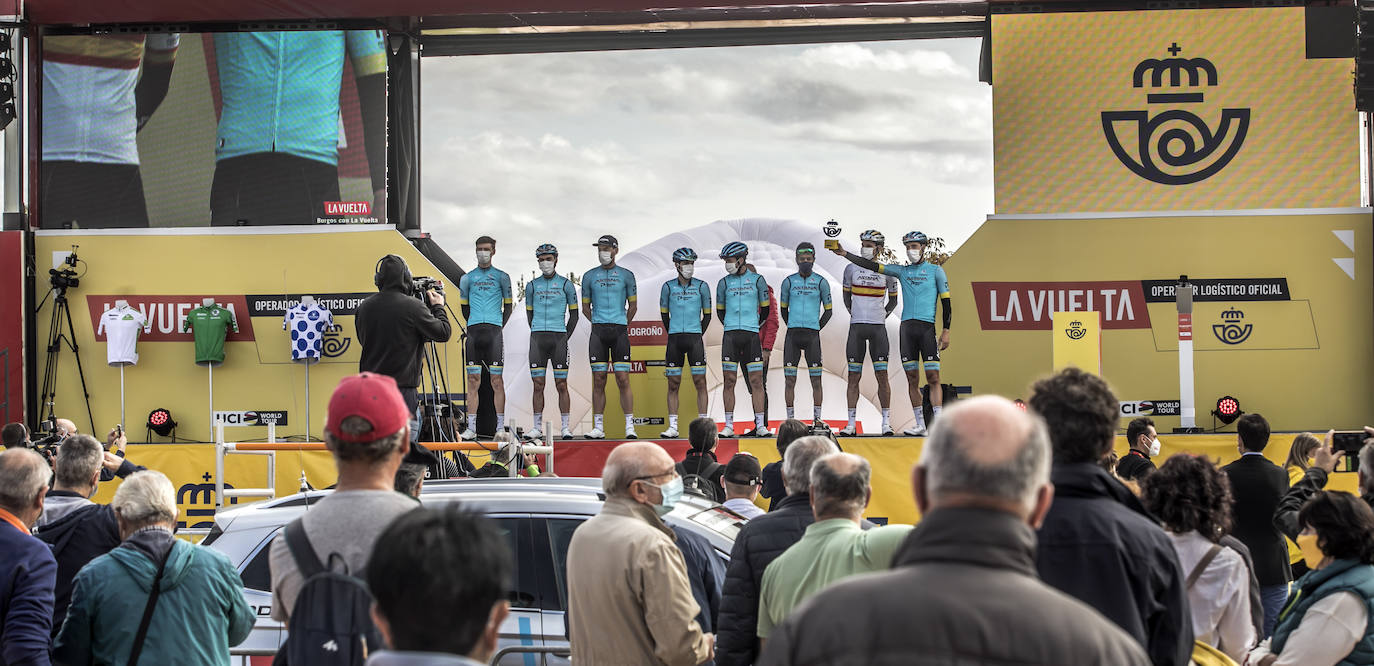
59,298,98,434
39,294,65,422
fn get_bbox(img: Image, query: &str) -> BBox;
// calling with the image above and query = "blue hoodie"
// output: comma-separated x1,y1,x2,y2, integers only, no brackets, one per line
53,532,254,665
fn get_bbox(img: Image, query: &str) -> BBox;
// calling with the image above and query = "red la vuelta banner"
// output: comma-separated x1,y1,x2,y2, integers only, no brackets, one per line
86,295,257,341
627,320,668,346
970,281,1151,330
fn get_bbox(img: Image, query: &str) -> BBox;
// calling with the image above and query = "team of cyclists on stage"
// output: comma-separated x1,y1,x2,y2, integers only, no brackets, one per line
455,229,952,441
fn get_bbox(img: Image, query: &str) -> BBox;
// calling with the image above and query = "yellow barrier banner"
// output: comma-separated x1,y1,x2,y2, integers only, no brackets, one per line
1052,311,1101,374
992,7,1359,214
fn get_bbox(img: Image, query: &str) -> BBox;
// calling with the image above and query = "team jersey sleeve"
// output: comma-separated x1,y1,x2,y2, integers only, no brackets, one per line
458,274,471,305
345,30,387,78
716,278,727,310
563,279,578,309
936,265,951,299
625,269,637,303
501,272,513,305
757,275,770,306
842,264,854,291
887,274,900,294
700,281,711,312
145,34,180,65
659,282,670,314
525,282,535,311
821,278,833,308
325,309,335,329
138,311,151,333
228,309,239,333
282,311,290,331
580,272,592,306
96,313,107,336
182,311,192,333
779,276,791,308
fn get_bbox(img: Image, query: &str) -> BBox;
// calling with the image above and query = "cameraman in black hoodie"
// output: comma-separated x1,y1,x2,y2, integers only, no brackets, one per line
356,254,453,444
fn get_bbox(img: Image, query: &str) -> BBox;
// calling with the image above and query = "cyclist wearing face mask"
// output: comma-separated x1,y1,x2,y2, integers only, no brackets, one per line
779,242,833,425
832,230,950,436
839,230,900,436
582,235,638,439
659,248,712,439
716,242,772,438
459,235,513,440
1117,417,1160,481
525,243,580,440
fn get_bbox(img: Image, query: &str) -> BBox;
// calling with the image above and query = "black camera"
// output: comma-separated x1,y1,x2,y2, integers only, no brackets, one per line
28,417,64,459
412,276,444,300
48,245,80,291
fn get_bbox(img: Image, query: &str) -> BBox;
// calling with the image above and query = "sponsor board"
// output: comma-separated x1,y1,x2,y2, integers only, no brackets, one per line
87,295,257,341
627,320,668,346
972,281,1150,330
213,410,289,426
1141,278,1290,303
1120,400,1183,417
245,293,373,317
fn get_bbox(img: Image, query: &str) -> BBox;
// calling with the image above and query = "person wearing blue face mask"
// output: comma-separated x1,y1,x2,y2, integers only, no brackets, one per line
566,442,714,665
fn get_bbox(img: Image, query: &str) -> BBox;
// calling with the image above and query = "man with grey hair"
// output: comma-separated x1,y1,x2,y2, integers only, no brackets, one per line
759,396,1150,665
36,434,148,638
269,372,418,622
566,441,713,665
54,471,253,664
716,436,840,666
0,447,57,665
757,452,911,639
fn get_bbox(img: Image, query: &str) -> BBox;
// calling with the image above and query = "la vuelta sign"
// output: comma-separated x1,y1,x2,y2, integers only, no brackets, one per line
971,281,1151,330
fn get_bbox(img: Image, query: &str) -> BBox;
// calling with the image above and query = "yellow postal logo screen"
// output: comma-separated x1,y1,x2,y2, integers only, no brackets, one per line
992,8,1359,214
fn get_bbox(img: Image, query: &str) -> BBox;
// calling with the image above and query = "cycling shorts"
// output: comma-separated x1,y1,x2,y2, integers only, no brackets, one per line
722,330,764,374
900,319,941,372
588,323,631,373
465,323,504,376
783,329,823,377
845,323,890,374
665,333,707,377
528,331,569,379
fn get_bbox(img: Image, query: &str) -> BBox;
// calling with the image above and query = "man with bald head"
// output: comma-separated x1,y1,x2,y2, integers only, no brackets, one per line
567,441,713,666
0,447,58,665
759,396,1150,665
756,452,911,640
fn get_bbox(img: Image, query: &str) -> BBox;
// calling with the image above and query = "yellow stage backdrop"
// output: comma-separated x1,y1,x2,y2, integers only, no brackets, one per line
944,210,1372,432
87,435,1358,531
992,7,1359,214
35,227,467,443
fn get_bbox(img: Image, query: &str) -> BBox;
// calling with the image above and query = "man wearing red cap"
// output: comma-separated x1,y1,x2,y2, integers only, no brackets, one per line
268,372,419,622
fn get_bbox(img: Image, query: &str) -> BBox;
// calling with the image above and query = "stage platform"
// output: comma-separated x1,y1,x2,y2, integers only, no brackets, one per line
95,432,1356,530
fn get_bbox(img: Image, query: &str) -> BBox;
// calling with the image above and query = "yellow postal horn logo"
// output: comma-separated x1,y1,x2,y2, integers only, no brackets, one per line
1101,43,1250,185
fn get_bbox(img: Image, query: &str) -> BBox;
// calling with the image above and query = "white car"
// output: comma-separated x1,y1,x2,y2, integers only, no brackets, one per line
202,476,744,665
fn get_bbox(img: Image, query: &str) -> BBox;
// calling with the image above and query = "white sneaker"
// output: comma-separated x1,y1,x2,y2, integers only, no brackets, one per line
882,425,895,437
625,425,638,439
660,425,679,438
460,427,478,441
838,425,857,436
903,425,928,437
561,428,575,440
585,427,605,439
751,425,773,438
721,426,737,438
526,427,543,441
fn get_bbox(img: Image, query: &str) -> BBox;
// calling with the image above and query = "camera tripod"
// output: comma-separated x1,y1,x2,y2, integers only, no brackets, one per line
38,285,95,433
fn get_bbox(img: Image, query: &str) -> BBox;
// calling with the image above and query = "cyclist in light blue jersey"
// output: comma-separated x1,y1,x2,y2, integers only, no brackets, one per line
716,242,772,438
211,30,386,226
659,247,712,438
581,235,638,439
458,236,513,440
779,242,833,425
526,243,579,440
832,231,951,436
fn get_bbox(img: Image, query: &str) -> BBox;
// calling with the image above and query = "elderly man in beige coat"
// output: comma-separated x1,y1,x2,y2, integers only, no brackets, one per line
567,441,714,666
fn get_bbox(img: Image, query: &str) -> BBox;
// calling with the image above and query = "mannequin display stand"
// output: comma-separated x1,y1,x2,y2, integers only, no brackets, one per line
185,296,237,441
98,298,149,431
284,295,333,441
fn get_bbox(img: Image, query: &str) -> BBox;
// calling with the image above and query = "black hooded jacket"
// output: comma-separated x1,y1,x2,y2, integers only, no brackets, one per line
33,491,123,639
356,255,452,387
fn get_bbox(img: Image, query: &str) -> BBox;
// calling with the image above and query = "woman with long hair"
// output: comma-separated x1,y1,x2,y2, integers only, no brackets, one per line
1283,433,1322,578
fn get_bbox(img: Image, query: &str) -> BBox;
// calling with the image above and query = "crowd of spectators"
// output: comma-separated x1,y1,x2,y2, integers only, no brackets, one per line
7,365,1374,666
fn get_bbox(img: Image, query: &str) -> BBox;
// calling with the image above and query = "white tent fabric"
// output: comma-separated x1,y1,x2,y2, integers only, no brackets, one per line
495,218,922,434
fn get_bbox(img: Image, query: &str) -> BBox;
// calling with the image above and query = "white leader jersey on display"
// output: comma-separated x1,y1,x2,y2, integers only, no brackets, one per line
97,306,151,366
283,302,335,362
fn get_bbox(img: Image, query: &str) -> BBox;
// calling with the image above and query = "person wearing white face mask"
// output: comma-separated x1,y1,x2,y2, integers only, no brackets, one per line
459,236,513,440
717,242,773,438
582,235,639,439
525,244,579,440
839,230,900,436
832,230,951,437
659,247,713,438
1118,416,1161,481
566,442,714,666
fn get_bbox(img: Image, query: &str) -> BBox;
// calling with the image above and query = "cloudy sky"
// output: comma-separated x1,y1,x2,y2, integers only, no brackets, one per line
420,37,993,272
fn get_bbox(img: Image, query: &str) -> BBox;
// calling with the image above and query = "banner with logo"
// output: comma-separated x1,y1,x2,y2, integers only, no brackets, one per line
946,210,1372,431
992,7,1359,214
1052,311,1101,374
35,228,465,441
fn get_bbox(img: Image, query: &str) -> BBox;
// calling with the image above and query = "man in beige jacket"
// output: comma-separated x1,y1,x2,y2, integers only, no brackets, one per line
567,441,714,665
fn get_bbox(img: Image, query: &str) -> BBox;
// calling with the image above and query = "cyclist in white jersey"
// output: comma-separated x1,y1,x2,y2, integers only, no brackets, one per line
838,230,899,436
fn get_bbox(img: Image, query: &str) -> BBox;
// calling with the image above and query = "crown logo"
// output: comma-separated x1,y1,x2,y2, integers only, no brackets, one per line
1220,308,1245,321
1133,43,1216,105
1069,321,1083,328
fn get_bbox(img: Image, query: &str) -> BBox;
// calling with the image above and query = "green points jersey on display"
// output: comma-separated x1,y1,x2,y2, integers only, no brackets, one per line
183,304,239,365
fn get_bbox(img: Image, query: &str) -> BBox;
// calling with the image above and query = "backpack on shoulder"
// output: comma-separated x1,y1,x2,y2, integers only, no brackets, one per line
273,519,386,666
678,460,724,503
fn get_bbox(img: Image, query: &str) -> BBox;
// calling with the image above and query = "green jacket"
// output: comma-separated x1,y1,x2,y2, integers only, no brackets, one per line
1271,558,1374,666
53,536,254,665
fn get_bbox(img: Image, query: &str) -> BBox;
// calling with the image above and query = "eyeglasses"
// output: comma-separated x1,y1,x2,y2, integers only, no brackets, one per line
629,469,678,488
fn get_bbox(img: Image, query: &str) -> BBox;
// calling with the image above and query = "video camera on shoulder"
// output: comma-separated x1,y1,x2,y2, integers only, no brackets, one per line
411,276,443,300
28,416,65,458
